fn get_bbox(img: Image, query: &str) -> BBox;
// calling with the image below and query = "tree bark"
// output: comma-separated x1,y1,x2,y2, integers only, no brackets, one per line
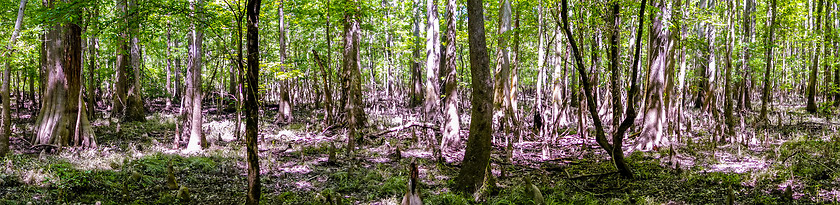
455,0,493,194
440,0,460,152
806,0,823,113
245,0,262,204
1,0,27,156
760,0,777,120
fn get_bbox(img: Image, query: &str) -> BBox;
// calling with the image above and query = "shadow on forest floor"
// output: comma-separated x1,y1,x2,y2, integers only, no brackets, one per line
0,99,839,204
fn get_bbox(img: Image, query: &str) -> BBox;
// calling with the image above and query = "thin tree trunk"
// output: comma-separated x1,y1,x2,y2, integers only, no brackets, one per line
410,0,424,107
245,0,262,204
740,0,754,111
166,21,174,110
1,0,27,156
806,0,823,113
760,0,777,120
561,0,643,178
441,0,460,153
274,0,293,124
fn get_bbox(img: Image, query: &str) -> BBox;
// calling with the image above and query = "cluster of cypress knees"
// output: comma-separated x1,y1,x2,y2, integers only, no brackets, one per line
121,160,190,202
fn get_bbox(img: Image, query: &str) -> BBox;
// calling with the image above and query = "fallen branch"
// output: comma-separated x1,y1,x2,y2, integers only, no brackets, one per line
370,121,438,138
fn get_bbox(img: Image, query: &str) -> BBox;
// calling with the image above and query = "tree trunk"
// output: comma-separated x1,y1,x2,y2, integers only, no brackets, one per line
740,0,754,111
245,0,262,204
440,0,460,152
313,51,333,124
166,21,174,110
723,0,735,138
607,0,622,129
638,0,672,151
561,0,642,179
410,0,424,107
274,0,293,125
33,0,95,148
535,0,546,139
181,0,205,153
424,0,441,122
492,0,512,130
455,0,493,194
343,0,365,151
113,0,145,122
806,0,823,113
760,0,777,120
1,0,27,156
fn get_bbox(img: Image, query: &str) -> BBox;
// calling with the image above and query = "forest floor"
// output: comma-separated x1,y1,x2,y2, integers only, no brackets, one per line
1,98,840,204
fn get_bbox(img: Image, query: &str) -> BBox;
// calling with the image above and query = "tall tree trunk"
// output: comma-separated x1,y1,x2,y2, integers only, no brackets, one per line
87,36,97,119
440,0,460,152
182,0,206,152
806,0,823,113
313,51,333,124
760,0,777,120
410,0,424,107
245,0,262,204
166,21,174,110
33,0,95,148
455,0,493,194
535,0,546,138
1,0,27,156
561,0,643,178
126,0,145,122
723,0,735,138
275,0,293,124
607,0,622,129
114,0,145,122
638,0,672,151
424,0,441,121
740,0,754,111
492,0,512,130
343,0,365,152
